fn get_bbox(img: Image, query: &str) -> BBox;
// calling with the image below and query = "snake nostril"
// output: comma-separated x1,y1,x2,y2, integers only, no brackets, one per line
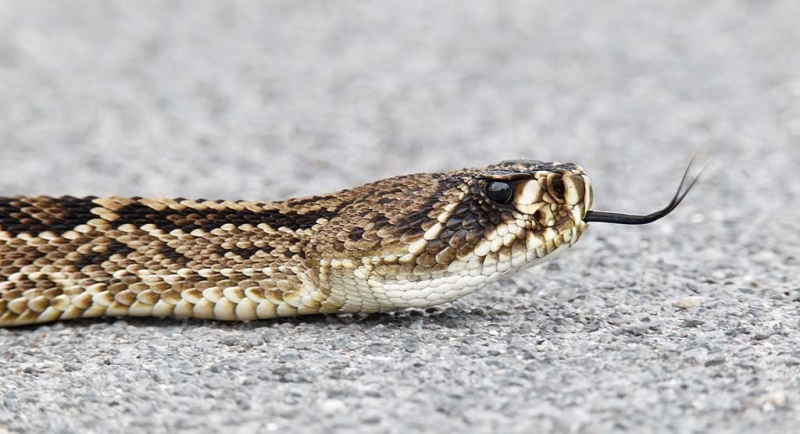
552,178,565,199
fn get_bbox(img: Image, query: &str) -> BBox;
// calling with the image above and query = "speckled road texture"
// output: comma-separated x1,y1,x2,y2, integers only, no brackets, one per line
0,2,798,433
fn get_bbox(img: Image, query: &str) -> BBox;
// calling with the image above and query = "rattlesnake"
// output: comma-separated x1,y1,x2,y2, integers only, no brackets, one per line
0,159,703,327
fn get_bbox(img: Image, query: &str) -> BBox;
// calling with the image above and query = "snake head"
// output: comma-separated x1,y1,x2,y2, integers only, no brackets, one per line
320,160,597,275
310,159,597,311
444,159,594,274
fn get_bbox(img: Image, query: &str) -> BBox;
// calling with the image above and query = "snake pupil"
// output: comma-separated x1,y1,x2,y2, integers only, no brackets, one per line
485,181,514,204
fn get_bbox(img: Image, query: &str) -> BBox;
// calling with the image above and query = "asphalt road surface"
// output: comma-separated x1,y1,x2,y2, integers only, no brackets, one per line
0,2,798,433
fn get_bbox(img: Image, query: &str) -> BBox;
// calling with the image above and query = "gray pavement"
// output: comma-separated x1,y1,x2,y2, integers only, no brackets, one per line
0,1,799,433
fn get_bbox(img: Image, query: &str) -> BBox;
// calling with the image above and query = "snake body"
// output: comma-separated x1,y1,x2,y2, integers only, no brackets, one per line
0,160,593,326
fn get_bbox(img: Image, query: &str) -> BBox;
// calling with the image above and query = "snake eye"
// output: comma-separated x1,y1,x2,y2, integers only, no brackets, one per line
485,181,514,204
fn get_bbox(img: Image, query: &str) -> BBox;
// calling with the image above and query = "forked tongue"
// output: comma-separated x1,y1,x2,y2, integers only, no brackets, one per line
584,156,710,225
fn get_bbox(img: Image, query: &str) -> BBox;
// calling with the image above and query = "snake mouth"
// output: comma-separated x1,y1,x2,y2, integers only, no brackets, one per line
584,157,709,225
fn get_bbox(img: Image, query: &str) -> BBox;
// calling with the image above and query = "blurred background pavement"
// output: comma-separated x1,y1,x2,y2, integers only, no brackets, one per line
0,2,799,433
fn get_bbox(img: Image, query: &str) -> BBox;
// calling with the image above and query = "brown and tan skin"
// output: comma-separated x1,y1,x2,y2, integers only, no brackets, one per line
0,160,594,326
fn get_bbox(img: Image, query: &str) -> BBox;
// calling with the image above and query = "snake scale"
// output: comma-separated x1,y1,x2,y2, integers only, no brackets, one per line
0,159,702,327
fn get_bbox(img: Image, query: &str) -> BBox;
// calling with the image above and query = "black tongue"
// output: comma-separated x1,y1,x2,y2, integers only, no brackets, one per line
584,156,710,225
